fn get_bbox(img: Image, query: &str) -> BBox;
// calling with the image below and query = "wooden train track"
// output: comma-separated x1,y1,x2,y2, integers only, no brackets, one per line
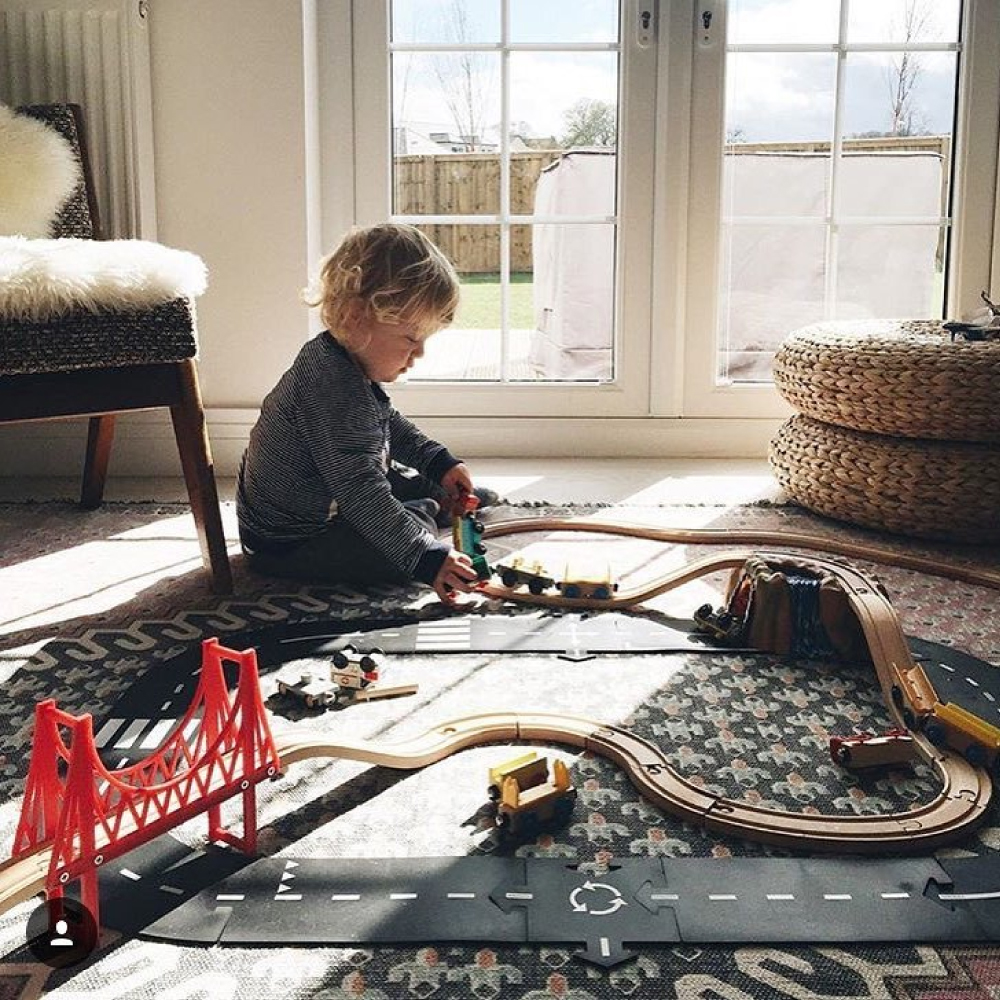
1,520,994,918
480,516,1000,594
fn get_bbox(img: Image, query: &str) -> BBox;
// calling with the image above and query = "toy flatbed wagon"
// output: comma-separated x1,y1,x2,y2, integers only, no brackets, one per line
488,751,576,837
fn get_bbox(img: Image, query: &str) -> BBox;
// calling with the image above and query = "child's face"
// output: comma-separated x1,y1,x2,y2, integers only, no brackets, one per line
349,314,438,383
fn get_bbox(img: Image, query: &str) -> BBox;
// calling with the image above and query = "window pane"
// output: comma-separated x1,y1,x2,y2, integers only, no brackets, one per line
410,224,503,381
392,0,500,44
509,0,618,44
510,51,618,157
837,138,950,218
725,53,837,144
847,0,961,45
841,51,958,148
391,50,501,155
724,148,829,220
528,223,615,382
719,224,827,381
836,224,945,319
728,0,839,45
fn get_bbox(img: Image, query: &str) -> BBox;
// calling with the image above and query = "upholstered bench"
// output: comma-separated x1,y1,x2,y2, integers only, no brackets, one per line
769,320,1000,543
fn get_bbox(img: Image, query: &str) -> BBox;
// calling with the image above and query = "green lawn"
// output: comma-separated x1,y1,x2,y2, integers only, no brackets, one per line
454,272,534,329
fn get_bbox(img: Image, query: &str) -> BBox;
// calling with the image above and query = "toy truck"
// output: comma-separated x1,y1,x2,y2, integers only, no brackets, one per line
829,729,916,769
493,556,556,595
452,494,491,581
488,751,576,837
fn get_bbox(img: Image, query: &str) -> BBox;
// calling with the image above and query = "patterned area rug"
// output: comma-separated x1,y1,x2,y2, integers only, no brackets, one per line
0,500,998,999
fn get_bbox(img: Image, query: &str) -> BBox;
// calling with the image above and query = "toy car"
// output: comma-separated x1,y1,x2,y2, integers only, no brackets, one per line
829,729,915,769
330,644,383,690
693,602,743,643
493,556,556,595
488,751,576,837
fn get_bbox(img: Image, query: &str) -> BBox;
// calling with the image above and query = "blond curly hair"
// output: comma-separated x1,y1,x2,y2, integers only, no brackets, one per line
306,223,460,347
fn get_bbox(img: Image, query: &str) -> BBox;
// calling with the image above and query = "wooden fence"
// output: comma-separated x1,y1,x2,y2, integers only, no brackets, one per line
399,136,951,274
397,150,560,273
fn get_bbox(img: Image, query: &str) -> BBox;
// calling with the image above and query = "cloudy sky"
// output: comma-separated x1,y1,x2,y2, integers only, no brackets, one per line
390,0,961,144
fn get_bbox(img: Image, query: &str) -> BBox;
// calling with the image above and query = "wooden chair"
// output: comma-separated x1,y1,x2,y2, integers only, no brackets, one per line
0,104,233,593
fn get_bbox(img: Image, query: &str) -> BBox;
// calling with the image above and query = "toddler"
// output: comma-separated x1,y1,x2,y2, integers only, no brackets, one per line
237,223,494,603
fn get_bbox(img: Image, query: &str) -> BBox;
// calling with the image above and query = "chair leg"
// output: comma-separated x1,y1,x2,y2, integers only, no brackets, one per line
169,360,233,594
80,415,116,509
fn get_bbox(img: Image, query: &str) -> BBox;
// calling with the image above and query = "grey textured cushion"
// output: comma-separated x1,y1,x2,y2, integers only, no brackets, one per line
0,297,197,374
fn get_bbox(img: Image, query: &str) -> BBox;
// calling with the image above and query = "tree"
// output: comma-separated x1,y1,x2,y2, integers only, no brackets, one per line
432,0,493,149
885,0,932,136
560,99,617,148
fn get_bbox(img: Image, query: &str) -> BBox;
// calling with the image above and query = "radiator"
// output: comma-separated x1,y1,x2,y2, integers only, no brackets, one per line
0,0,155,238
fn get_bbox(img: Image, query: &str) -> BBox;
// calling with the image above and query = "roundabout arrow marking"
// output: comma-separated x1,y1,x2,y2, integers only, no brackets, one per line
570,881,628,916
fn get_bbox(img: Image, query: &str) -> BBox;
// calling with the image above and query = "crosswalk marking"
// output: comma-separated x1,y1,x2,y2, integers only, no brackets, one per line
140,719,177,750
114,719,150,749
94,718,126,748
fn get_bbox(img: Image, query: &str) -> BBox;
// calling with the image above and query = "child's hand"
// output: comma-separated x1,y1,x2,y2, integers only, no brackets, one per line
441,463,474,503
432,549,479,604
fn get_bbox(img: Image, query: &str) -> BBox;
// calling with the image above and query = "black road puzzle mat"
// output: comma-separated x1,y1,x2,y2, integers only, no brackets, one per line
69,835,1000,968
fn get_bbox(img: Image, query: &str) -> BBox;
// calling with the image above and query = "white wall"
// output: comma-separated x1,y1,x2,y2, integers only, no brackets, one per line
149,0,313,407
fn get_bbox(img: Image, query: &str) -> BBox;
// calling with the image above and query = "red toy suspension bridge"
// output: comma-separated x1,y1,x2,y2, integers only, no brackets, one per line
10,639,280,929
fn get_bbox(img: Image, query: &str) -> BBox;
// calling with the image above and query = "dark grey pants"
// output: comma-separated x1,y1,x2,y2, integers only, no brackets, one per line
242,467,444,586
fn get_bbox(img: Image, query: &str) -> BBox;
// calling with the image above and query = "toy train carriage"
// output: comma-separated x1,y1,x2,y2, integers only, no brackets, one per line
559,562,618,601
693,603,743,644
493,556,556,595
924,701,1000,771
330,644,383,690
829,729,916,770
889,663,1000,773
488,751,576,837
452,494,491,581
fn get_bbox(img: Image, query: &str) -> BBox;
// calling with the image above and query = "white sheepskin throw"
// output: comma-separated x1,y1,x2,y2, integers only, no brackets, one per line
0,103,81,237
0,236,208,320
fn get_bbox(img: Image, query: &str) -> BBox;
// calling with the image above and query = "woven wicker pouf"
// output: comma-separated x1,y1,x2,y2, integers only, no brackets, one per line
773,319,1000,442
770,414,1000,542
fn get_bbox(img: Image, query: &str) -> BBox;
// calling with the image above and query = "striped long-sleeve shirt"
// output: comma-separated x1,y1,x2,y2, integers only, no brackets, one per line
236,332,457,582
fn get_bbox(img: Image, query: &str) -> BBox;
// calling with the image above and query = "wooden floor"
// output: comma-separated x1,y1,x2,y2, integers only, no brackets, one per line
0,457,778,505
